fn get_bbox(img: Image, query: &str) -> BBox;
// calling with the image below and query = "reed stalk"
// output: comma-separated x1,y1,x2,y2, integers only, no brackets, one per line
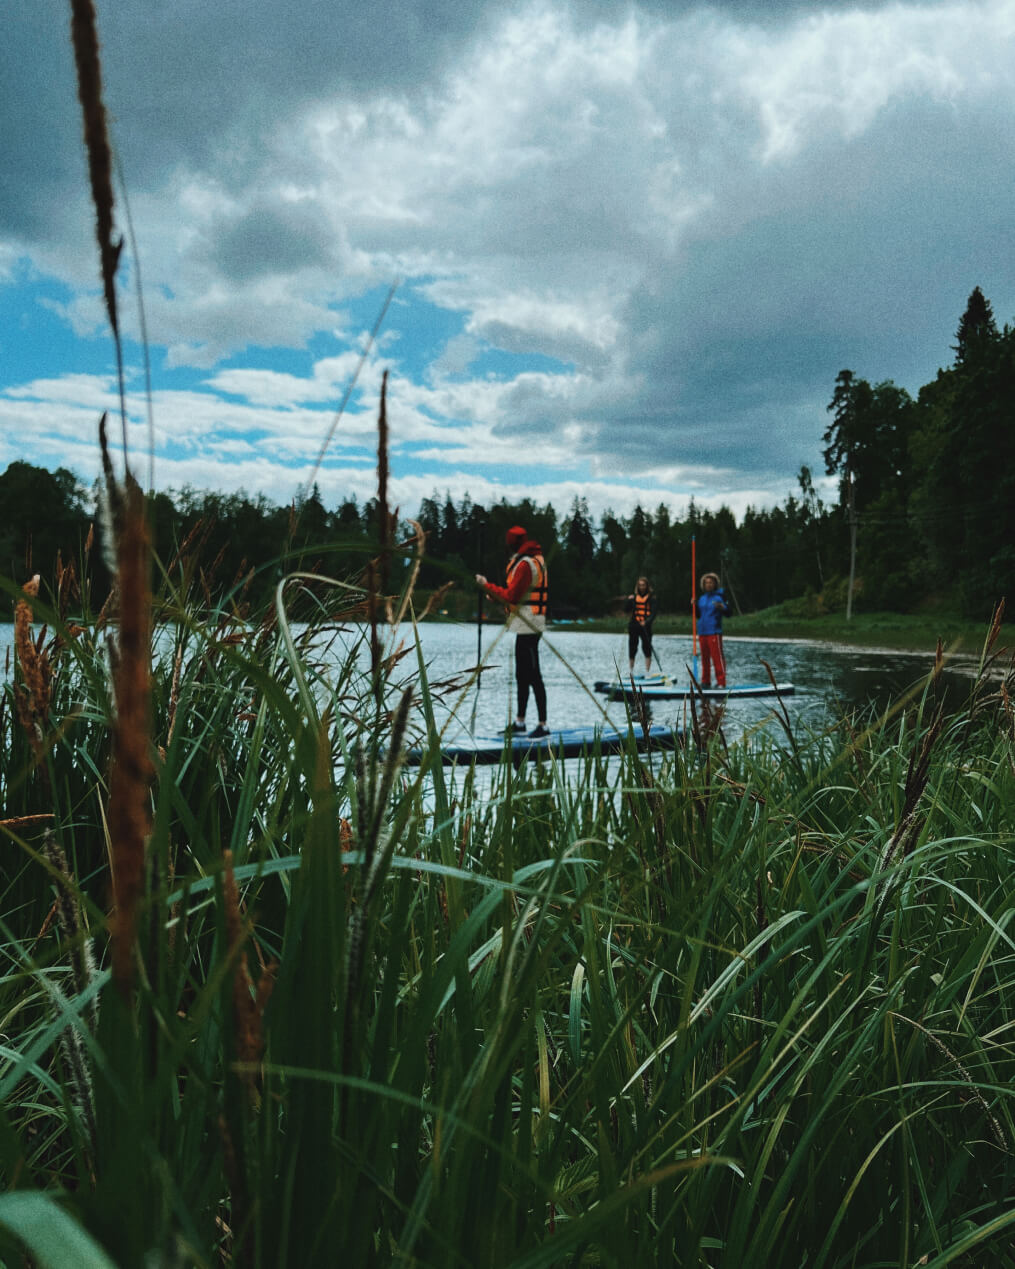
106,468,153,996
68,0,120,340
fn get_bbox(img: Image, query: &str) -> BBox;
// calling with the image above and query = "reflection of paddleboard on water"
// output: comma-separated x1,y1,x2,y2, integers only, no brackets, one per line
405,722,680,767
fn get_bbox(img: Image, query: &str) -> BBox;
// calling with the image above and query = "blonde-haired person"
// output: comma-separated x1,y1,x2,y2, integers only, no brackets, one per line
694,572,731,688
624,576,657,676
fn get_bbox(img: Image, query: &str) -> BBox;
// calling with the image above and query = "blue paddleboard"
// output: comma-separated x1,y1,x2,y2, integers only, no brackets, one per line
595,680,794,701
405,722,680,766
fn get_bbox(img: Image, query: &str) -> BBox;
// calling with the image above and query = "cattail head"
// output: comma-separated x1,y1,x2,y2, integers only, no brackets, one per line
223,850,275,1100
69,0,122,338
14,575,51,759
57,557,79,623
986,599,1006,657
96,417,120,575
165,644,184,749
107,474,153,995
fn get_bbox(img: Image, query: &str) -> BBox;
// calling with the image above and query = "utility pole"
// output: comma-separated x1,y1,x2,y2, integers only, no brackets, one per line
846,469,857,622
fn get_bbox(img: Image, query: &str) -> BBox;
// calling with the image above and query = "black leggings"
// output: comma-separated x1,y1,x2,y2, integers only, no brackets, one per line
628,620,652,661
515,633,547,721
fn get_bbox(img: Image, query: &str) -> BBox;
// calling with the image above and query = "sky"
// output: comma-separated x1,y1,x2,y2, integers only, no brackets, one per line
3,0,1014,526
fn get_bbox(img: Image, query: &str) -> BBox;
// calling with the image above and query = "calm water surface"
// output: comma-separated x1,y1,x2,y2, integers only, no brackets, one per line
4,621,974,747
386,624,974,743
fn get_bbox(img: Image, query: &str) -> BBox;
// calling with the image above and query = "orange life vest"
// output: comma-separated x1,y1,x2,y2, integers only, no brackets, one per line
634,592,652,623
507,552,548,629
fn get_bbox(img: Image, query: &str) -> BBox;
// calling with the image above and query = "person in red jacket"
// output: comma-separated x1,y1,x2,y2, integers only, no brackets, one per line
476,525,550,737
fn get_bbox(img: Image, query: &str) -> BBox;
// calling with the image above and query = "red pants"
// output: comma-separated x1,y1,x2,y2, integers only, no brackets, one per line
700,634,726,687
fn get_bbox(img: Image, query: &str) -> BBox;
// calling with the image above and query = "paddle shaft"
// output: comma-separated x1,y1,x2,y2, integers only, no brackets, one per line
691,535,699,678
476,523,484,689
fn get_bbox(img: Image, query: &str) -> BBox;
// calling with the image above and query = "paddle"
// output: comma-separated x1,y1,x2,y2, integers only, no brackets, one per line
650,601,669,681
691,534,700,681
476,522,484,685
470,524,485,733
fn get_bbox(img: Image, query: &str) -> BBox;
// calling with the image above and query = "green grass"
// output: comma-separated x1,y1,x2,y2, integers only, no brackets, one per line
0,547,1014,1267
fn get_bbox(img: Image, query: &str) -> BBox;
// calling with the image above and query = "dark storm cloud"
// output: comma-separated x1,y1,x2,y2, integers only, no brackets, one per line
2,0,499,239
5,0,947,241
207,199,340,282
563,87,1015,491
1,4,82,240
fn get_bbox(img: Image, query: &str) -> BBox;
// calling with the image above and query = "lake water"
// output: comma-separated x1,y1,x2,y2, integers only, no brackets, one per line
3,620,979,749
382,623,978,744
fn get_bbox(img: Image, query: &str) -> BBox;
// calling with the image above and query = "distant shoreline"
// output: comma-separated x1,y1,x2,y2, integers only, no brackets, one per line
447,609,1003,656
1,608,999,660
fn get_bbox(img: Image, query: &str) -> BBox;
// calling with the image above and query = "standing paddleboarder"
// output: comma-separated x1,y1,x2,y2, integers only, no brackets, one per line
476,525,550,737
694,572,731,688
625,576,658,676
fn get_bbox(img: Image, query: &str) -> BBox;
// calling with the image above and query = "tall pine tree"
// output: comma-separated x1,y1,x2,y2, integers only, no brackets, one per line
952,285,998,365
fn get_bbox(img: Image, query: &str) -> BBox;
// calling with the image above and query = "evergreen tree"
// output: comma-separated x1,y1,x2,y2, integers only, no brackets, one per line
797,465,826,589
441,494,460,558
563,496,595,566
912,288,1011,610
823,371,917,611
0,461,92,582
416,496,444,586
597,510,627,603
553,497,597,612
297,483,329,548
620,504,648,586
952,285,998,366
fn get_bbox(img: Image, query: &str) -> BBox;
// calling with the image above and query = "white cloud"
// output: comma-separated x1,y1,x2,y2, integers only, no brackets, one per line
738,4,1001,163
0,387,756,526
0,244,19,284
207,351,378,407
0,364,786,527
122,0,1011,373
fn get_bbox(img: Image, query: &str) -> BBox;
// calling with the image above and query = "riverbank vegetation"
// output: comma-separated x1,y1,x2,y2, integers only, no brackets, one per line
2,508,1015,1266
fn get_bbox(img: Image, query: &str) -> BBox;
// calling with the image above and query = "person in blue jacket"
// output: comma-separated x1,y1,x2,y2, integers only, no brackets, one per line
695,572,731,687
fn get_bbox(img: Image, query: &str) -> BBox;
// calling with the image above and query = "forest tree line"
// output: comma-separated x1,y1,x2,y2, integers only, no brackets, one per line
1,287,1008,621
0,460,836,620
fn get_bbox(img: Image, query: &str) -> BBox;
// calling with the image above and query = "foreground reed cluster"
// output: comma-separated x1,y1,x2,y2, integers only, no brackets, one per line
0,499,1014,1268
